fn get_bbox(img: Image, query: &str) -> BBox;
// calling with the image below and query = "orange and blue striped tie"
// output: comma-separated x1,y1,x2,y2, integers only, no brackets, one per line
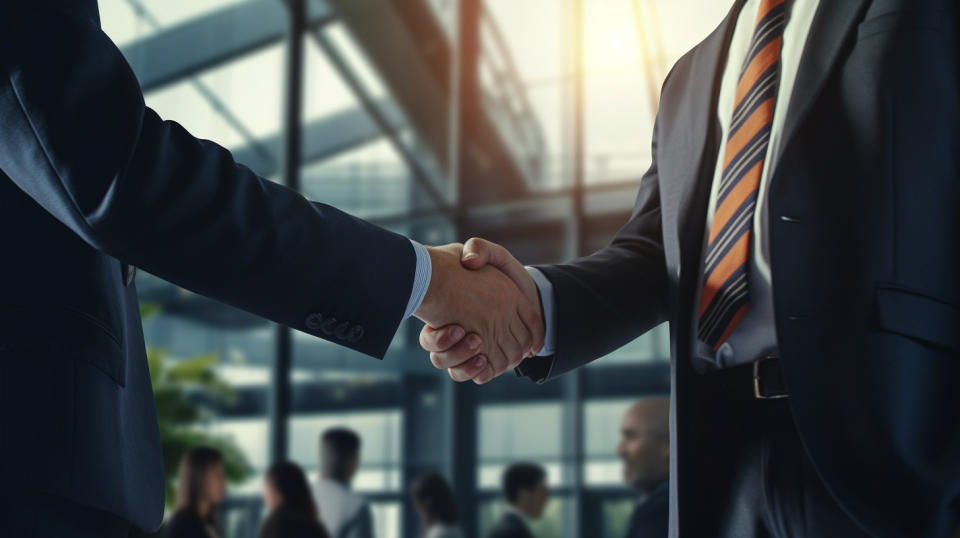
698,0,788,349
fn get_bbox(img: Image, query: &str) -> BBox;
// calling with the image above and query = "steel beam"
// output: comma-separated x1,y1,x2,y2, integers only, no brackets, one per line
121,0,335,92
269,0,307,466
231,100,405,177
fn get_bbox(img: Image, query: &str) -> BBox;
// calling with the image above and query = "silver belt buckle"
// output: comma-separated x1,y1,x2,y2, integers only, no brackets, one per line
753,356,788,400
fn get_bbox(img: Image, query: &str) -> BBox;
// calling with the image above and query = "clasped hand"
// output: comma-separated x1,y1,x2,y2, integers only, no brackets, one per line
414,239,542,384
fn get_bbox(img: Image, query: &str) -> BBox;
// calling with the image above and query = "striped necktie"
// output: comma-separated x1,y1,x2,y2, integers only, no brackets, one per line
698,0,788,350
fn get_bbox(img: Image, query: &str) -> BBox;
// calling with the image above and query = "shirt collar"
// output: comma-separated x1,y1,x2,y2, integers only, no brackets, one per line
504,505,532,529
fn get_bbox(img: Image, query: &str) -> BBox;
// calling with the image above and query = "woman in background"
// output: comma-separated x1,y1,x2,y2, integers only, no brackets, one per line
411,473,463,538
165,447,227,538
259,461,329,538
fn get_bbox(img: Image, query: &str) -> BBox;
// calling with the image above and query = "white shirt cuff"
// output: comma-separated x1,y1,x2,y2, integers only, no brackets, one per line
404,240,432,319
526,266,556,356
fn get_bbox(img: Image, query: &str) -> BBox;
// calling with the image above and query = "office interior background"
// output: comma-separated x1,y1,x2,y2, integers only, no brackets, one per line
100,0,730,536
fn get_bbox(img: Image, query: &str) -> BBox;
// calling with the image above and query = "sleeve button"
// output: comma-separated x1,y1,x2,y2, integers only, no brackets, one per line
334,321,351,340
347,325,365,343
320,317,338,335
305,313,324,330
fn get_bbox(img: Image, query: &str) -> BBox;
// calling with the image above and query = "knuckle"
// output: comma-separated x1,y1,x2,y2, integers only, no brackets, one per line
473,369,492,385
419,329,430,349
437,329,454,349
430,352,445,369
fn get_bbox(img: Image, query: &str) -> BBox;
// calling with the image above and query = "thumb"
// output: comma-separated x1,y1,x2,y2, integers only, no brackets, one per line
460,237,494,270
462,238,533,297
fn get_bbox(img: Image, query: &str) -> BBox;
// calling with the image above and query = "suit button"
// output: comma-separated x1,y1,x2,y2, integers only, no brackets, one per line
320,317,338,335
347,325,364,343
305,313,324,330
334,321,352,340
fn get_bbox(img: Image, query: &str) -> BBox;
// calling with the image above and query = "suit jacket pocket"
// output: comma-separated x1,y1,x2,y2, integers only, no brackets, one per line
857,9,943,40
875,284,960,352
0,303,126,386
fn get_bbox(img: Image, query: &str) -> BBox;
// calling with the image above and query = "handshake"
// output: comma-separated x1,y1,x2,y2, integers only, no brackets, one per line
413,238,544,384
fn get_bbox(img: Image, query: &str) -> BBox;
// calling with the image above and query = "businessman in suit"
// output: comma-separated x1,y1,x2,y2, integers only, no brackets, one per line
619,398,669,538
0,1,542,536
486,463,549,538
423,0,960,536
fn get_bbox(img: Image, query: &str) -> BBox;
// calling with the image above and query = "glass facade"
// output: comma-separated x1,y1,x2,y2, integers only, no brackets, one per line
97,1,730,537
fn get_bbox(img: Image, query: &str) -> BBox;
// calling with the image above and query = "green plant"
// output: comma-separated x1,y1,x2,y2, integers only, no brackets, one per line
141,304,254,507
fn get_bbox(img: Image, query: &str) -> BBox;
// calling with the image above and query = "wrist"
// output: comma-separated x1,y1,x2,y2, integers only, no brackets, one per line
414,246,446,321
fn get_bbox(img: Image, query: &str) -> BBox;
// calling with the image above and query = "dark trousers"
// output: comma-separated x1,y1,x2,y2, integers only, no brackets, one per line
0,484,131,538
697,366,871,538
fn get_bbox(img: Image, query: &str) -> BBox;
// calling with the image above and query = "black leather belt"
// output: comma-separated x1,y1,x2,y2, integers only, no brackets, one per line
752,356,788,399
703,355,789,400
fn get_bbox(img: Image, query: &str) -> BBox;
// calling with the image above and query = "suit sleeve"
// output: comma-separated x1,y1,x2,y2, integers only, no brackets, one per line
517,114,669,383
0,2,415,358
349,504,374,538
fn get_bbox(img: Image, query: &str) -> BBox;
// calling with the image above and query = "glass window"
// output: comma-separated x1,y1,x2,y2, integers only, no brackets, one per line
486,0,568,191
584,323,670,367
303,30,367,123
583,399,635,487
478,403,564,490
371,502,402,538
289,410,403,493
300,139,417,219
143,43,284,155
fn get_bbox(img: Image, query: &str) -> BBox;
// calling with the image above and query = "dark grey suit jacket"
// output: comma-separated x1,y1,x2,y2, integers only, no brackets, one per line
0,0,416,530
486,512,533,538
518,1,960,537
625,481,668,538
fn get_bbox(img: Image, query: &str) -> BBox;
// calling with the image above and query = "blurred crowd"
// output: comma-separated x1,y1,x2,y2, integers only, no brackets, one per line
161,397,669,538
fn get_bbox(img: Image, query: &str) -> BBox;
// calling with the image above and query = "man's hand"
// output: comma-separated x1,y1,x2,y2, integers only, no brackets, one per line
418,238,543,383
414,242,544,384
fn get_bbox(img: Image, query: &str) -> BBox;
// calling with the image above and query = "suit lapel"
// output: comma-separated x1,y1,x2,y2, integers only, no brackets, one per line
670,1,744,297
669,0,870,296
773,0,869,177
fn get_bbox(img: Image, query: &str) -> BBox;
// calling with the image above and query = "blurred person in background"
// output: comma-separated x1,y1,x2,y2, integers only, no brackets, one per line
618,398,669,538
259,461,329,538
410,472,464,538
164,447,226,538
487,463,549,538
315,428,374,538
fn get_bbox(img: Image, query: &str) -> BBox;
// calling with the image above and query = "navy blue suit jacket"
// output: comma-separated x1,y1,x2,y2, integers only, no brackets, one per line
519,1,960,537
625,481,668,538
486,512,533,538
0,0,415,530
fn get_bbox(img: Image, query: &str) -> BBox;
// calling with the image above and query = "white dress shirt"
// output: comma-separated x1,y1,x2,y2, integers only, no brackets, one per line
314,478,373,538
531,0,820,367
424,523,466,538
